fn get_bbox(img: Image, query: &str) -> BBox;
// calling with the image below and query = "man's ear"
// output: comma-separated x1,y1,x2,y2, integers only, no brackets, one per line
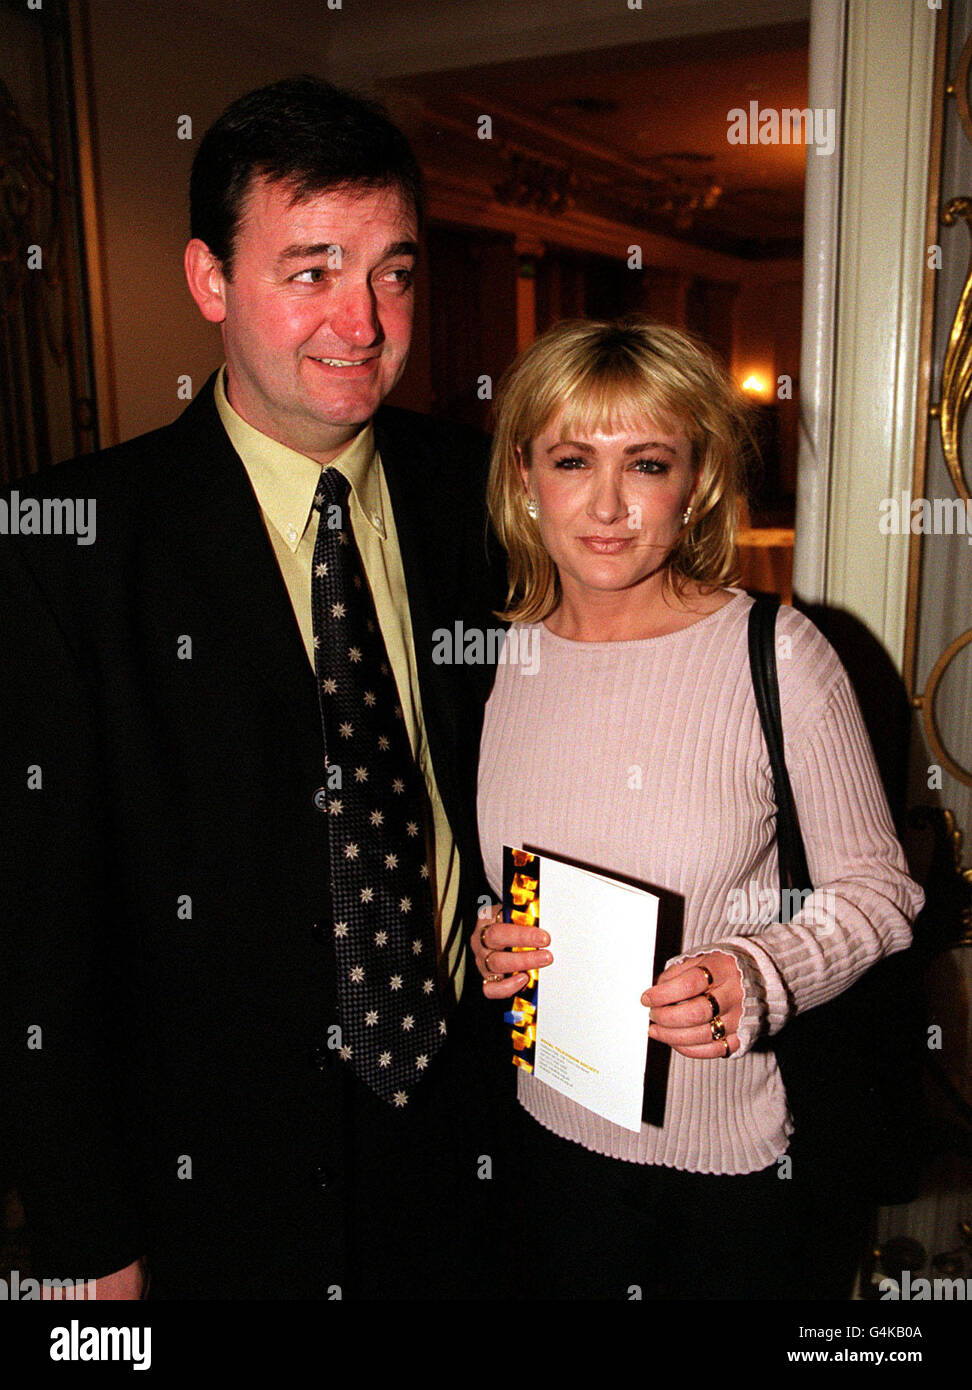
184,239,228,324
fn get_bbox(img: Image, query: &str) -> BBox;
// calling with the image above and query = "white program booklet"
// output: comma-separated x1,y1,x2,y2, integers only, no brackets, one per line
504,846,659,1133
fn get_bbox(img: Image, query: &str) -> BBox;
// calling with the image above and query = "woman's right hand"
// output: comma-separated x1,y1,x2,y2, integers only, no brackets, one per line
472,902,553,1000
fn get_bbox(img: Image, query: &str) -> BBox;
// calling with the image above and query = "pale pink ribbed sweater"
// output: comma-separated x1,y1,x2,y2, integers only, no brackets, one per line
476,588,924,1174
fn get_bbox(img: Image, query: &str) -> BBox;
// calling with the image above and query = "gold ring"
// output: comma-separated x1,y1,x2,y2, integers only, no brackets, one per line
697,964,714,988
484,949,502,976
479,922,493,952
483,971,503,984
703,991,719,1020
710,1016,727,1042
723,1041,732,1058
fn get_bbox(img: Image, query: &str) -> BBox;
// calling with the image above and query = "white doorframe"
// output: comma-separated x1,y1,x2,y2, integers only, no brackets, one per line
795,0,938,672
793,0,846,607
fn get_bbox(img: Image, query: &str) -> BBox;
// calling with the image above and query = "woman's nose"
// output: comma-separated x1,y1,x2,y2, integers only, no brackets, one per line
589,475,626,525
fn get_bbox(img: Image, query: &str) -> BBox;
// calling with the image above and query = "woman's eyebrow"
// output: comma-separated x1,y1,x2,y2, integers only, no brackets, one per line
546,439,679,455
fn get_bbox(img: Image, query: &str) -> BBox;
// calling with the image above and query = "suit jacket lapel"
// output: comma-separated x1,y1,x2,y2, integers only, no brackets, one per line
373,409,465,833
159,377,320,730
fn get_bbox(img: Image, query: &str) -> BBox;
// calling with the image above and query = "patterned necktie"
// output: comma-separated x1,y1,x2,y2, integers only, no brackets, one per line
310,467,445,1106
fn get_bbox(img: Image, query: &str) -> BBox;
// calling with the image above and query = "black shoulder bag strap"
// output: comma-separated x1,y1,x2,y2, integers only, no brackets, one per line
747,594,810,906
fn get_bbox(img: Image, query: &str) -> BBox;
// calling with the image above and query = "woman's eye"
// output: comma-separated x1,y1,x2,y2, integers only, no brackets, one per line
551,456,668,473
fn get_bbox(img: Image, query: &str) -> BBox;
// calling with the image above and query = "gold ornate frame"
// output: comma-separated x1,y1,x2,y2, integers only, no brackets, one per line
909,2,972,794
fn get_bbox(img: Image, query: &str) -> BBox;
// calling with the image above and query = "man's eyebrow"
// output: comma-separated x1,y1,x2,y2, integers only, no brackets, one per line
276,242,338,265
275,240,420,266
383,240,419,259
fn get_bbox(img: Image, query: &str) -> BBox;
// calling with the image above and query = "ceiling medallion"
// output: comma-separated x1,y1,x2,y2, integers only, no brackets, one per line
493,154,577,216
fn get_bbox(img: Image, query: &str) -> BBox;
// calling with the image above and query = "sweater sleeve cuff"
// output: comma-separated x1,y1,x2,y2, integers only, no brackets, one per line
716,936,794,1039
665,942,787,1056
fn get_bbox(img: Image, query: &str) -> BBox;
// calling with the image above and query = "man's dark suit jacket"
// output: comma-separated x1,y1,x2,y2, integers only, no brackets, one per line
0,376,509,1298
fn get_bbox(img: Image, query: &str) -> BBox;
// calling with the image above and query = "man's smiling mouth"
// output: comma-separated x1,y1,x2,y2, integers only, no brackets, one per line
308,355,377,367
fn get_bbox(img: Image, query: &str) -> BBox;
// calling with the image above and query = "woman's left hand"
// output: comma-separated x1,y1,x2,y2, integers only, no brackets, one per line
642,953,743,1059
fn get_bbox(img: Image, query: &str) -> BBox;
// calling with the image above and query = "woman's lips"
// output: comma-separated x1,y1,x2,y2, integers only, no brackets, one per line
579,535,635,554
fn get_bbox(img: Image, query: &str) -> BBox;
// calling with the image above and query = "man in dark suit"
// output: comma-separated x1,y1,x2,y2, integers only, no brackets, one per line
1,77,508,1299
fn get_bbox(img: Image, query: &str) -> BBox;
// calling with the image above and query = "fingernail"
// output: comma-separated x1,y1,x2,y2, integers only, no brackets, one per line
539,951,552,964
538,931,550,945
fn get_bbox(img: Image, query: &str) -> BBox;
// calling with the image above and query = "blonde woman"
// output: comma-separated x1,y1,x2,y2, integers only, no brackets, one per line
473,317,923,1300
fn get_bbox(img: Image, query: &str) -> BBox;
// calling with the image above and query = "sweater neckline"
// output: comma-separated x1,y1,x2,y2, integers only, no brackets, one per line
531,587,750,649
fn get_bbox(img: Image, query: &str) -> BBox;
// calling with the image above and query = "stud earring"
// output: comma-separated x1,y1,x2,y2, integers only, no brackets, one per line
525,497,539,520
682,504,693,527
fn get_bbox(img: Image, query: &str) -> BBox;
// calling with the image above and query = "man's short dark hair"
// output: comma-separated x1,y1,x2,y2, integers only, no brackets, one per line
190,76,424,277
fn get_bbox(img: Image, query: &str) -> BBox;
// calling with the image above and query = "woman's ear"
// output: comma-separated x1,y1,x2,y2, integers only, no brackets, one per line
686,466,702,512
516,443,531,496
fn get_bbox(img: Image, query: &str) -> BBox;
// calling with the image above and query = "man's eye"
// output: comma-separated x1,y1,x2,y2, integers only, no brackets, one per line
381,266,414,289
292,267,327,284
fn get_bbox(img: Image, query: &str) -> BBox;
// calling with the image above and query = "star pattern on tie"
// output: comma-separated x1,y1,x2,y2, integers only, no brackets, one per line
310,468,443,1104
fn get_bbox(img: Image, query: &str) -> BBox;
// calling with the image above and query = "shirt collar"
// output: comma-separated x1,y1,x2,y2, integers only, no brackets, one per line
214,365,384,552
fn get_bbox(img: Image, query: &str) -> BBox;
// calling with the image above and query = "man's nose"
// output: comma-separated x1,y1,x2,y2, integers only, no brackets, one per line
328,278,382,347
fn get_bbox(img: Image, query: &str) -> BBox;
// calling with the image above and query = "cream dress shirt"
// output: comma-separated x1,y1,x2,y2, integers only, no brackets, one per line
215,369,464,993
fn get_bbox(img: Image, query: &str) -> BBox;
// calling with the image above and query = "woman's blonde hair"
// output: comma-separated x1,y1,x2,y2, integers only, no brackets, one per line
487,316,753,623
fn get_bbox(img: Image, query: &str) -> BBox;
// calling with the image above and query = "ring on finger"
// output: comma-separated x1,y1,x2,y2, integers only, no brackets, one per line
697,964,714,989
723,1040,732,1058
479,922,493,952
710,1015,727,1042
703,991,719,1020
481,947,503,981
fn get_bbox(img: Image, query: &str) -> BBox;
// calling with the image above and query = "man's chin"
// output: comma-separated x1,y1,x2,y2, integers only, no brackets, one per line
307,374,389,415
309,403,379,436
287,402,379,463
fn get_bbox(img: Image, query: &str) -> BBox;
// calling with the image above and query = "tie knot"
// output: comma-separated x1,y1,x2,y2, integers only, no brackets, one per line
315,467,352,511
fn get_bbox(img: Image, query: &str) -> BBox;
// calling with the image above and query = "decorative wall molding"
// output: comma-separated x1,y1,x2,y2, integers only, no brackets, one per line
0,3,99,479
